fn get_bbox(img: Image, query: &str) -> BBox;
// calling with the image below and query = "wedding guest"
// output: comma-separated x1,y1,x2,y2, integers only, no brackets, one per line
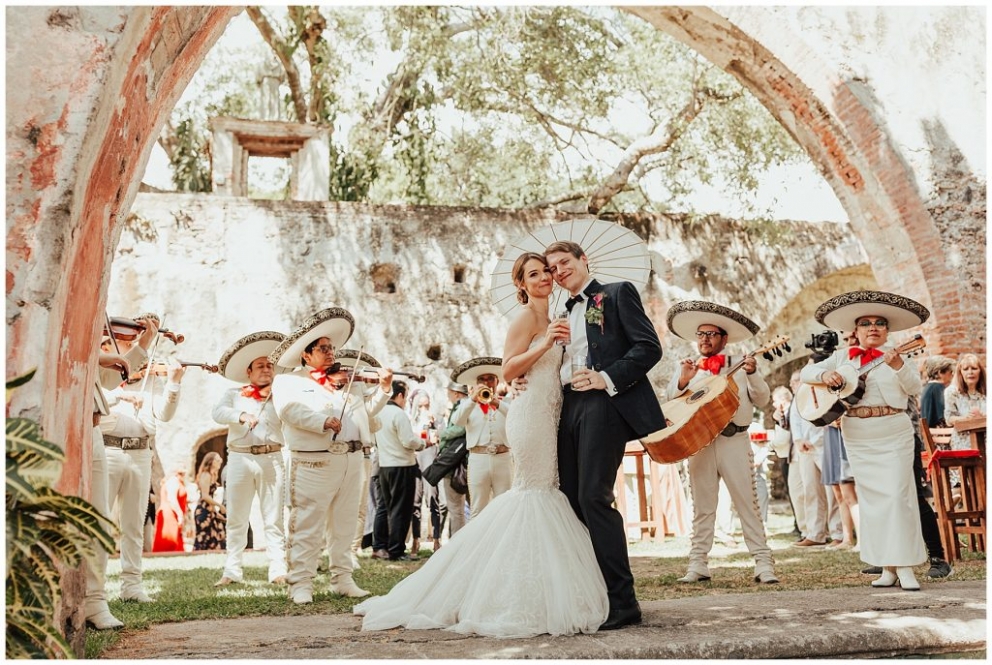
771,385,802,538
920,355,955,429
408,389,443,553
152,468,187,552
804,290,928,591
787,370,829,548
194,452,227,550
375,381,425,560
438,381,471,537
944,353,986,451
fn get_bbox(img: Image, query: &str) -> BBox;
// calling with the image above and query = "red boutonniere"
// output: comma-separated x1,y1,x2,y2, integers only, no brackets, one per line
585,293,606,333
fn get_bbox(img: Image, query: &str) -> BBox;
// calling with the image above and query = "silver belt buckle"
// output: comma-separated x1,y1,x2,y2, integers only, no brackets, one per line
328,441,348,454
121,437,144,450
485,444,499,455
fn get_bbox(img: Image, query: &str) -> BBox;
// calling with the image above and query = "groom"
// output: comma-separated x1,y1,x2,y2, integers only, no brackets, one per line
545,240,665,630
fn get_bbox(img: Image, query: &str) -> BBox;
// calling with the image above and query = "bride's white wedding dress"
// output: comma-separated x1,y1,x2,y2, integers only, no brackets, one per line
354,341,608,637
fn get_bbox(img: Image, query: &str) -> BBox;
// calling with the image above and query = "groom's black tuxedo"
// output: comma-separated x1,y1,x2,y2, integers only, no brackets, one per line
580,279,665,436
558,277,665,616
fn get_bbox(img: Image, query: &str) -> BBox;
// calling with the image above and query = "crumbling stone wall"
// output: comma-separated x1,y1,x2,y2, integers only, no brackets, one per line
110,194,866,473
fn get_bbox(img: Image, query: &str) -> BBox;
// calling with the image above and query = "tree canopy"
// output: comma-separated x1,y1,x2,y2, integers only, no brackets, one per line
163,6,804,217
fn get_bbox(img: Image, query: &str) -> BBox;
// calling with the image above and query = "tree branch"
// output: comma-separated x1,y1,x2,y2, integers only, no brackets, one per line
246,6,308,124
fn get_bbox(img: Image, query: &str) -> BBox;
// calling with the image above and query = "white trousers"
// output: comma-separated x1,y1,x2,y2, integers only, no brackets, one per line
348,456,372,551
105,445,152,595
467,452,512,519
222,450,287,583
286,451,364,595
788,453,806,536
686,434,773,575
84,426,111,617
441,476,468,536
797,447,829,542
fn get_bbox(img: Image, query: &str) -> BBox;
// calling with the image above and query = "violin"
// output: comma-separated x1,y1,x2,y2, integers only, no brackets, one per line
103,317,185,344
324,364,426,386
125,361,219,384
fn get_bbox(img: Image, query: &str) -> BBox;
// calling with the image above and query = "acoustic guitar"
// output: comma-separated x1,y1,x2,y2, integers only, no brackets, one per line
640,336,791,465
794,334,926,426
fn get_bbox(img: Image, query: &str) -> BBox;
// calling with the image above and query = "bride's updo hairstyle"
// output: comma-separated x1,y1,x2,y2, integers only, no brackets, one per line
511,252,549,305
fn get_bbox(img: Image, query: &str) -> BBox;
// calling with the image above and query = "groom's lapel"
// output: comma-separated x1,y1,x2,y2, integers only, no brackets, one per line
583,279,603,299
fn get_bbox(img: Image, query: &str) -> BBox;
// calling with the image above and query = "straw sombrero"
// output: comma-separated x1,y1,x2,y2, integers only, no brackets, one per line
666,301,760,344
270,307,355,368
815,291,930,333
451,356,503,385
217,331,286,382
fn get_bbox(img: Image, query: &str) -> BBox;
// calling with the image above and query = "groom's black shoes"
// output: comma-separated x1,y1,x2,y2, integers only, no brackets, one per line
599,603,642,631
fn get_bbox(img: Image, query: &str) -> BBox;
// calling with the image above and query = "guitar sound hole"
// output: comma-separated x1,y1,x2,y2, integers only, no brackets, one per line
687,388,709,404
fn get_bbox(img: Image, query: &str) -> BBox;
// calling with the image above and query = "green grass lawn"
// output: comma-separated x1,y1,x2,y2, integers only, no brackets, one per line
85,504,986,658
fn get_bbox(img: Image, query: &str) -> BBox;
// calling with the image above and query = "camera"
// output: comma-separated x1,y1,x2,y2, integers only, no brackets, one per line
805,330,839,362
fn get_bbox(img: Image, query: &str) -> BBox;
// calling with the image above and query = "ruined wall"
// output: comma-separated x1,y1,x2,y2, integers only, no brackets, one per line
111,194,865,473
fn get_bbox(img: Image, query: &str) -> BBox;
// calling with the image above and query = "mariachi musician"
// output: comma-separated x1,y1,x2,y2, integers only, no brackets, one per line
665,301,778,585
270,307,391,603
212,331,290,588
99,313,186,603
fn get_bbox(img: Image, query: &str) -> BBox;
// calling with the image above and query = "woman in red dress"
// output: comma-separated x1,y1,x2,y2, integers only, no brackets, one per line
153,470,188,552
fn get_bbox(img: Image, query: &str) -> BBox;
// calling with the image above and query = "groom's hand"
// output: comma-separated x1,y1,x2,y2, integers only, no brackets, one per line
572,368,605,392
510,376,528,393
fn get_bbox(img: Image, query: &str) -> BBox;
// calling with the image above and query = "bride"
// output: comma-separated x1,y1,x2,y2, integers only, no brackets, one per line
354,252,609,638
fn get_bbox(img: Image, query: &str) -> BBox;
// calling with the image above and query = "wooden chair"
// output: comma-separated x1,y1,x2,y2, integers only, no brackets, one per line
615,442,665,542
921,420,986,560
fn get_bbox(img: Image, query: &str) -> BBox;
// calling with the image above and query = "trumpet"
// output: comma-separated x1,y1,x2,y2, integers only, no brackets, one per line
477,387,494,404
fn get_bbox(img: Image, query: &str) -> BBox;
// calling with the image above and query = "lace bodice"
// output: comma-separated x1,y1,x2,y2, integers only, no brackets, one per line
505,340,563,490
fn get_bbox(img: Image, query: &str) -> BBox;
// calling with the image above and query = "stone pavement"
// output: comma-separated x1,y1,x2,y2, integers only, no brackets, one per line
103,580,985,659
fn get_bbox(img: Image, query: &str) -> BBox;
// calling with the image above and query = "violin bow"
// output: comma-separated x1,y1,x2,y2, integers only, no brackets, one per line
137,312,167,396
332,342,365,441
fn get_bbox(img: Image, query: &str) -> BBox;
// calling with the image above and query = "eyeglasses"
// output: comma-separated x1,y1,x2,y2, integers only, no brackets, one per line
311,344,335,354
856,319,888,329
695,331,725,339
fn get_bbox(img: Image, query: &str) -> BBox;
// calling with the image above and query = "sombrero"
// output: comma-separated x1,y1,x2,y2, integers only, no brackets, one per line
270,307,355,368
667,300,760,344
451,356,503,385
217,331,286,382
446,380,469,395
334,349,381,370
815,291,930,333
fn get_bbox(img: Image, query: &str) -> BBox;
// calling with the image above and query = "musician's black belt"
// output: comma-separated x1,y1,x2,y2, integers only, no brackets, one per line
104,434,149,450
720,423,751,438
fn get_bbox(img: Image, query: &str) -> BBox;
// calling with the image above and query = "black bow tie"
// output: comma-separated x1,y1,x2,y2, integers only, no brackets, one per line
565,294,585,312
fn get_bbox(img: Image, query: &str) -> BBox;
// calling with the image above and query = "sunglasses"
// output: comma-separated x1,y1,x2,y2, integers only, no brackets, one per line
695,331,725,339
856,319,888,329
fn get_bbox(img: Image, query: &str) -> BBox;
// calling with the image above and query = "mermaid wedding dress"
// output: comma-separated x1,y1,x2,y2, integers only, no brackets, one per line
354,342,608,637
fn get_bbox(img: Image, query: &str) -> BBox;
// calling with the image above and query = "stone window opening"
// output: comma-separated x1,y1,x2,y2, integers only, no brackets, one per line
426,344,442,361
370,263,400,294
453,264,467,284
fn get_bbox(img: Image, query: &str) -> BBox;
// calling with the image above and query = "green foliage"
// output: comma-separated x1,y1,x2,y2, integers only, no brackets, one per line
169,114,212,193
6,370,116,660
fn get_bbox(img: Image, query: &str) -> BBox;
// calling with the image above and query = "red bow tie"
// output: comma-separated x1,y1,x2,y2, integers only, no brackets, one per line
310,369,332,386
479,403,491,415
849,347,884,366
698,355,726,375
240,385,266,401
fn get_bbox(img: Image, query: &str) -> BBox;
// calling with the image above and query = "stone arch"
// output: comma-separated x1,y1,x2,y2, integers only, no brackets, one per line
628,7,984,359
191,428,229,479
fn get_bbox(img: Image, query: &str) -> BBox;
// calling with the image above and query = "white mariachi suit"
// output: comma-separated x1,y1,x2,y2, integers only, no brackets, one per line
212,386,288,583
321,381,390,555
99,367,180,599
667,357,775,578
84,384,114,622
450,397,512,519
273,368,365,599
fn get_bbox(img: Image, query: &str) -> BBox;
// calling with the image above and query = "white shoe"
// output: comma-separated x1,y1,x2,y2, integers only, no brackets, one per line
214,576,237,587
85,609,124,630
754,570,780,584
120,589,153,603
896,567,921,591
350,552,361,570
677,571,712,583
290,588,313,605
331,579,370,598
871,567,898,587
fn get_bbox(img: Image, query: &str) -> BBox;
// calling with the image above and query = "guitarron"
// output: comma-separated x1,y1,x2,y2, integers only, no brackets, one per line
640,336,791,465
795,334,926,426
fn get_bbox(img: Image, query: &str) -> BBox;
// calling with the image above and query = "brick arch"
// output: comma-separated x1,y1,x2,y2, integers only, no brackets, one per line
627,6,983,359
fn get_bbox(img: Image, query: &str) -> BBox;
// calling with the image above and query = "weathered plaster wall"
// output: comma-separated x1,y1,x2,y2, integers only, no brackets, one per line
111,194,865,473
